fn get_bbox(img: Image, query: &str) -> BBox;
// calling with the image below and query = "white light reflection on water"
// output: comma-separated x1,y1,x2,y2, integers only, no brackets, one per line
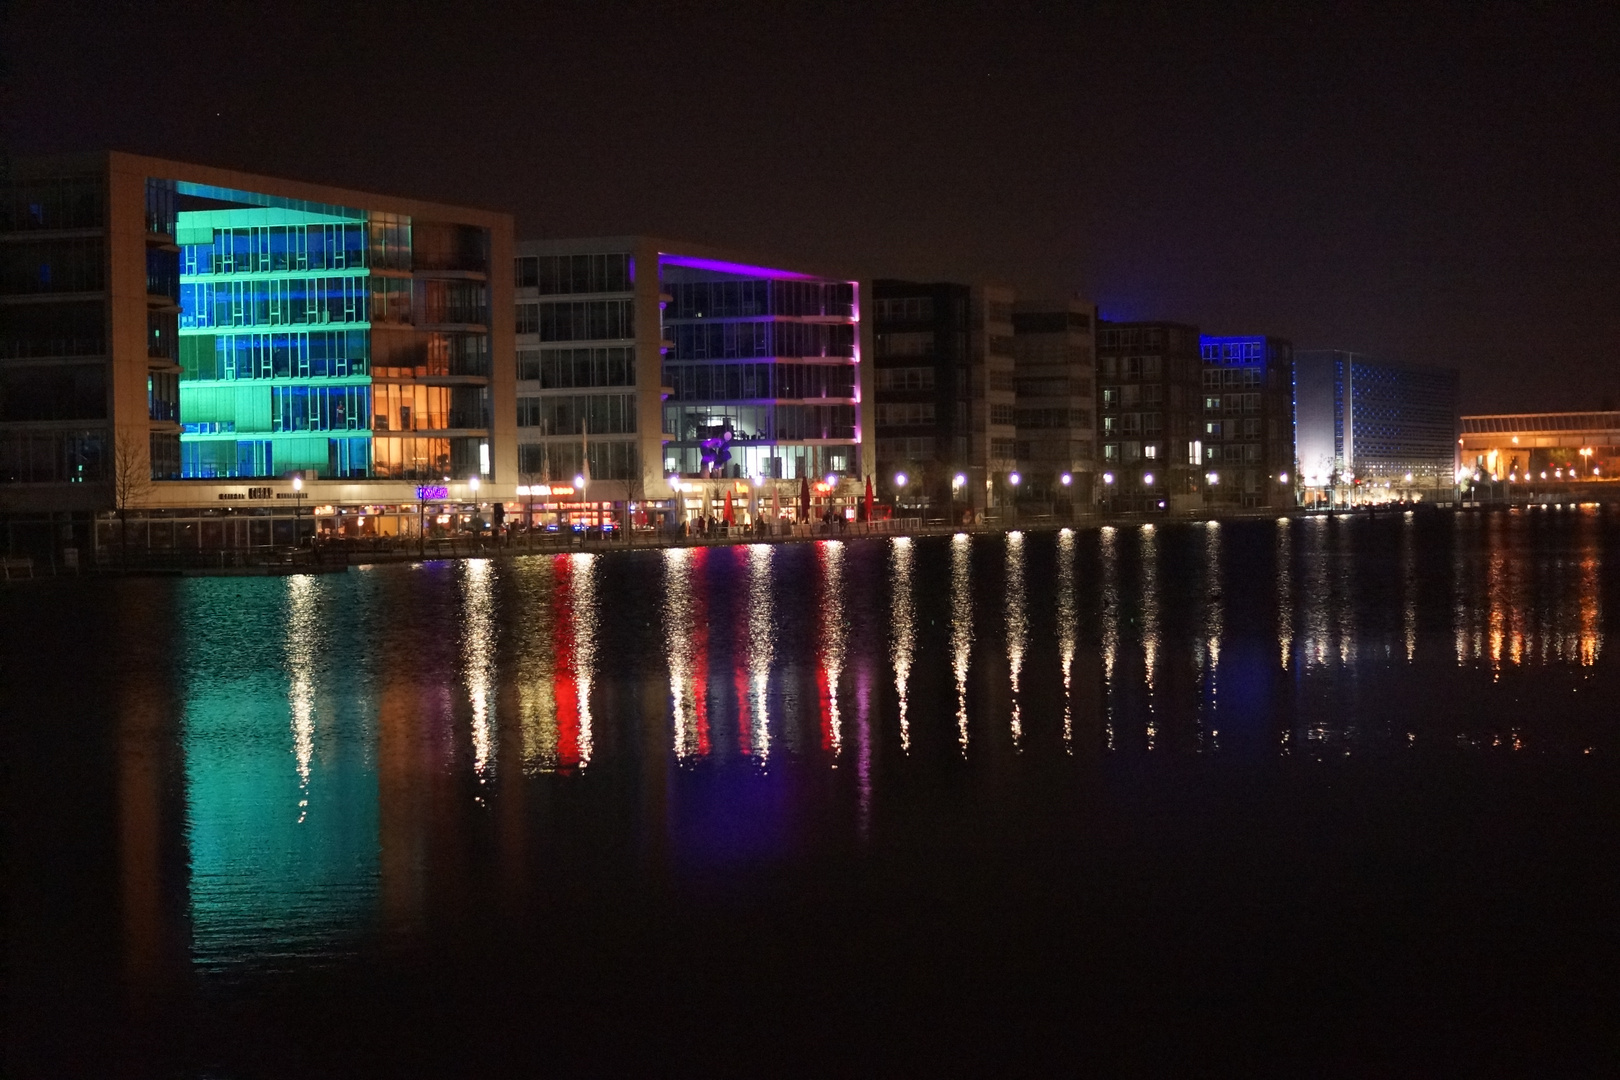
1141,524,1160,750
1403,510,1418,662
746,544,775,762
950,533,973,754
568,553,597,768
1099,526,1118,751
461,559,496,784
1201,521,1223,752
820,541,847,759
1276,518,1293,670
664,548,699,760
1303,516,1331,668
889,537,915,752
515,560,556,775
1056,528,1077,753
1005,531,1027,749
286,574,318,822
1577,507,1603,666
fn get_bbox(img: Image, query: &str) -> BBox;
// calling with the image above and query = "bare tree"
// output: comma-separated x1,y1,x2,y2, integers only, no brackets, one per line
110,428,150,566
622,455,645,544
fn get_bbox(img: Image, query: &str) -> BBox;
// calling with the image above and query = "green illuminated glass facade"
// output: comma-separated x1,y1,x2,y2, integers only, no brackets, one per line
176,183,493,480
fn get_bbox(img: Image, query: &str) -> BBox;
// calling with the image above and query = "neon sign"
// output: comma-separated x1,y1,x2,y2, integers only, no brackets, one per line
416,485,449,500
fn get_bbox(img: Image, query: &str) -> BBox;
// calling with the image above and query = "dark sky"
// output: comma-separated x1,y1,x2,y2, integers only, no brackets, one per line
5,0,1617,411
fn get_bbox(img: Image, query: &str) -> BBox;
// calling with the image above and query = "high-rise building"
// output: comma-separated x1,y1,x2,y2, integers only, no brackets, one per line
1295,350,1459,504
870,280,1015,516
514,238,871,527
1197,335,1295,509
1010,299,1099,507
1,152,513,559
1094,321,1202,511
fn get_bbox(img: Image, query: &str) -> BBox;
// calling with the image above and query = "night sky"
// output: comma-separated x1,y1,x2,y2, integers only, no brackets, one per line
5,1,1616,412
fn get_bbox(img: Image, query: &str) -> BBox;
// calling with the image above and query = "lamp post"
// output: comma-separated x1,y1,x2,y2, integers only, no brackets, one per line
574,473,586,537
468,475,480,539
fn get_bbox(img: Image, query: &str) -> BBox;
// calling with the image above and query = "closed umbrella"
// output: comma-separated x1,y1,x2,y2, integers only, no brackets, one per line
864,475,874,524
772,483,782,524
723,488,735,525
799,475,811,521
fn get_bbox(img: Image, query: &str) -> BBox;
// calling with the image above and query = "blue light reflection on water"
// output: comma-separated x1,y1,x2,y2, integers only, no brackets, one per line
161,510,1618,968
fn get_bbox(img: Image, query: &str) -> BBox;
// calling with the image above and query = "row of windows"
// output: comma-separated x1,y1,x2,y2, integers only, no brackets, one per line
373,383,452,432
876,436,937,459
1098,355,1164,379
1205,443,1264,463
517,346,635,388
990,438,1016,460
668,320,854,361
1017,408,1093,429
179,331,368,382
514,253,631,294
517,439,639,481
1102,442,1162,463
663,279,855,320
1202,368,1264,389
665,404,858,442
1012,438,1094,462
874,296,935,323
149,372,178,422
179,435,374,480
0,299,106,359
0,237,106,295
1101,384,1165,410
876,366,936,391
1017,376,1091,398
0,174,105,232
1204,392,1261,413
1202,340,1266,361
516,393,638,435
663,361,856,401
876,403,936,427
372,330,489,379
268,385,369,433
1103,413,1164,435
371,435,484,480
1204,419,1263,439
516,299,635,341
179,277,397,330
0,364,105,422
1097,326,1191,349
418,280,487,325
181,223,372,276
877,331,934,357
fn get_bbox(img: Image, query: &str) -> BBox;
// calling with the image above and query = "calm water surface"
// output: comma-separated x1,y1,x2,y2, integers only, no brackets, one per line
9,508,1620,1075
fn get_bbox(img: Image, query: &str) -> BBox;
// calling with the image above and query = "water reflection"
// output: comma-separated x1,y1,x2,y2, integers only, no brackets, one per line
951,532,973,753
1141,524,1160,750
889,538,915,752
461,560,497,782
1006,531,1027,748
818,541,847,758
92,511,1620,977
1056,528,1077,752
1100,526,1119,751
745,544,775,762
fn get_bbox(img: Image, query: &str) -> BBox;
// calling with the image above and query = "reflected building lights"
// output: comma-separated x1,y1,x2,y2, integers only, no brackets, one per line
1276,518,1293,669
1006,531,1027,748
818,541,847,759
1056,528,1077,752
1402,511,1417,662
515,557,557,775
286,574,318,821
461,559,497,784
1141,524,1160,750
568,553,597,768
951,532,973,754
746,544,775,762
1201,521,1223,751
664,548,700,760
889,537,915,753
1100,526,1118,751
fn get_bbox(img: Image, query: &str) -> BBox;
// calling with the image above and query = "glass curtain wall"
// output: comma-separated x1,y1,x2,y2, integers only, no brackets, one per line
658,258,859,481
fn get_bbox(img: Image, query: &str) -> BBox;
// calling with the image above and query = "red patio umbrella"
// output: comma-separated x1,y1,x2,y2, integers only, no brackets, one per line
864,475,874,522
722,487,735,525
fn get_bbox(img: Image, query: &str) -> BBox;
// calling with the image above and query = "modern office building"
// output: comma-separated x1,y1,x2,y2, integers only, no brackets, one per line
1295,350,1459,504
869,279,1015,516
1011,299,1098,508
1,151,514,558
1094,320,1201,512
514,237,871,527
1197,335,1296,509
1459,411,1619,489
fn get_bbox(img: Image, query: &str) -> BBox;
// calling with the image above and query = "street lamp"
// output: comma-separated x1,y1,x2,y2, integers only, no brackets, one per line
1008,471,1021,487
1060,472,1072,486
1143,472,1155,486
894,471,908,488
1102,472,1115,485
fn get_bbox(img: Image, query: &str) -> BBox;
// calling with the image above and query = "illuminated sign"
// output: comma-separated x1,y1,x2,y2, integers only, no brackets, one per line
416,485,449,500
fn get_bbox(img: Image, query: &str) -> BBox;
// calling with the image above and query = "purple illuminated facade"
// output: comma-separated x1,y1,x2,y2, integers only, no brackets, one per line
513,236,873,524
